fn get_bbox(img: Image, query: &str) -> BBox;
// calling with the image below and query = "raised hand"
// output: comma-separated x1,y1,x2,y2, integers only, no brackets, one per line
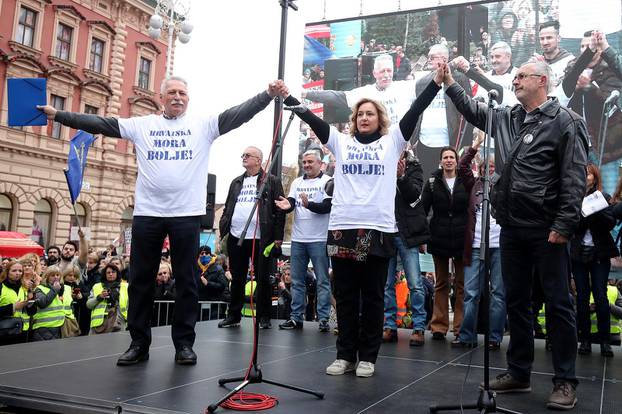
450,56,470,72
36,105,57,121
268,80,283,98
397,158,406,177
433,63,446,86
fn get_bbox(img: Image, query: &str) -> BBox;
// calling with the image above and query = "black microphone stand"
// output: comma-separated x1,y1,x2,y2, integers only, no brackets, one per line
208,109,324,413
597,96,619,167
430,91,520,414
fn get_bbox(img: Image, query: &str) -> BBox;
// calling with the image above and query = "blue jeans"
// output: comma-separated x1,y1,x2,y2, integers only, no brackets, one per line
460,247,506,344
383,236,426,331
572,258,611,343
290,241,331,322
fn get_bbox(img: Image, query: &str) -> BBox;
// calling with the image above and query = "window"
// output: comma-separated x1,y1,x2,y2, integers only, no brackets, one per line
0,194,13,231
16,6,37,47
32,199,52,248
89,37,105,72
70,203,88,242
138,57,152,90
55,23,73,60
84,104,99,115
120,206,134,255
51,95,66,138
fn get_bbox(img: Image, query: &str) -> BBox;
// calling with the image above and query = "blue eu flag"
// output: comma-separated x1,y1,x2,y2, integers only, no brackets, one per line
64,130,96,205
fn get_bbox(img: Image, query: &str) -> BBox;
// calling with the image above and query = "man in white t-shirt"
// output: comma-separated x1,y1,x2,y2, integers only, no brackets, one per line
218,146,285,330
472,42,518,107
39,76,284,366
302,54,415,125
275,149,332,332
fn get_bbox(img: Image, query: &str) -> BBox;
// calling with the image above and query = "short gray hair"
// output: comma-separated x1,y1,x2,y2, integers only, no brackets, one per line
428,44,449,59
302,149,322,161
490,41,512,57
529,61,555,94
160,76,188,94
246,146,263,162
374,54,394,71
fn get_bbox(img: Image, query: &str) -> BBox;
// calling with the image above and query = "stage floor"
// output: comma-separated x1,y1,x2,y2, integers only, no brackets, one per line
0,319,619,414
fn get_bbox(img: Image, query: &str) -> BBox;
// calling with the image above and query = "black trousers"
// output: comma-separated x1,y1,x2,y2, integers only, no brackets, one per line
227,235,271,319
332,255,389,363
128,216,200,351
500,226,578,385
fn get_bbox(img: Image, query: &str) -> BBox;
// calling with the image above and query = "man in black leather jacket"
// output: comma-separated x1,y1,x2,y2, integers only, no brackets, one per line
442,61,588,411
218,146,285,329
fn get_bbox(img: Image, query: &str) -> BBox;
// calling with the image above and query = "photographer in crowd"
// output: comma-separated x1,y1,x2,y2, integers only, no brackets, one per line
87,264,128,335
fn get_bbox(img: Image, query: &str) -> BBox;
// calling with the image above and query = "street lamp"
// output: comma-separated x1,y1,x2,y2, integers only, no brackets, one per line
148,0,193,78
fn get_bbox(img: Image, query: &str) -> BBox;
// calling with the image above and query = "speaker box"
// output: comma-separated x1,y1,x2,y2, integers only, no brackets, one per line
323,57,358,124
200,173,216,229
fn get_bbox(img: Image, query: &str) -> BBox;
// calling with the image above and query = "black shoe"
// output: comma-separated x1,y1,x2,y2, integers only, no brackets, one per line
451,338,477,348
483,372,531,394
259,317,272,329
488,341,501,351
117,345,149,366
546,339,553,352
279,319,303,330
218,315,241,328
432,332,446,341
577,340,591,355
318,320,330,332
601,343,614,357
175,345,197,365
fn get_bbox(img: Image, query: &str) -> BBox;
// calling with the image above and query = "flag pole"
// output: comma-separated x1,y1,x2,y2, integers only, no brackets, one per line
71,201,82,232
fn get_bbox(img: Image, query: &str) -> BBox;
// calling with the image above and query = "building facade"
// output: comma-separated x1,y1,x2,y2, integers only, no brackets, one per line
0,0,172,254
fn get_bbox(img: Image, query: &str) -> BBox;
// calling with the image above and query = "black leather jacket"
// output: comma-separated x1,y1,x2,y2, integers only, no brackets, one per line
219,169,285,247
446,83,589,238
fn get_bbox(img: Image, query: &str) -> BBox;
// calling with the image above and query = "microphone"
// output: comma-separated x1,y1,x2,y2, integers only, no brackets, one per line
284,105,308,113
604,90,620,106
488,89,499,102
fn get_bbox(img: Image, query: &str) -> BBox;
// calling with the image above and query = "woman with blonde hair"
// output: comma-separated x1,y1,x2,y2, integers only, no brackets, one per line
31,266,65,341
280,64,444,377
0,260,34,344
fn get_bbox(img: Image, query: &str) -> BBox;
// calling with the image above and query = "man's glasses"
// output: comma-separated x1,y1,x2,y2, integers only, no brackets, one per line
513,73,542,82
241,153,259,159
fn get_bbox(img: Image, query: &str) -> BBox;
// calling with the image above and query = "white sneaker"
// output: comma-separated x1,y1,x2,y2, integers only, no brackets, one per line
326,359,356,375
356,361,375,377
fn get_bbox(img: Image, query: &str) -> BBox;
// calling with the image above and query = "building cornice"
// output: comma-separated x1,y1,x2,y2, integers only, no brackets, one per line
135,41,161,55
87,20,117,35
53,5,87,21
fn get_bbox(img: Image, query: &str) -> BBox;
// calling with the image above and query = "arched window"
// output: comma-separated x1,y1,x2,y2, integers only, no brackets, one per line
0,194,13,231
32,199,52,248
70,202,88,228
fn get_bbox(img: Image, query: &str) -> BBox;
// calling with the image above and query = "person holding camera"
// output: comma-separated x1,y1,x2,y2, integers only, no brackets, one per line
87,263,128,335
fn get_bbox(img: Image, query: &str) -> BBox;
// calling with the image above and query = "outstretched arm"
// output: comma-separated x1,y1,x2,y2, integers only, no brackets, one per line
38,105,122,138
283,95,330,144
217,81,281,135
303,89,349,110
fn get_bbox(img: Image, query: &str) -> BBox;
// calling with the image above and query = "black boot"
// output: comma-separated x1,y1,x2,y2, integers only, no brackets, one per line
600,343,614,357
577,340,591,355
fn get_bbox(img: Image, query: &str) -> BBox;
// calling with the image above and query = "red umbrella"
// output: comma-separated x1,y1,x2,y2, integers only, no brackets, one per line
0,231,45,258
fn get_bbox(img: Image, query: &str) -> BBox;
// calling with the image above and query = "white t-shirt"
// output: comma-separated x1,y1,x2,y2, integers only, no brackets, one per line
419,88,449,148
472,203,501,249
118,114,219,216
445,177,456,194
229,175,261,239
475,67,518,107
548,54,574,87
288,173,332,243
326,126,407,232
345,80,415,125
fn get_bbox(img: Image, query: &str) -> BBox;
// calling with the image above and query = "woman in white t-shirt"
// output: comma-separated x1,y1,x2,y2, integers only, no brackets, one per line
282,64,446,378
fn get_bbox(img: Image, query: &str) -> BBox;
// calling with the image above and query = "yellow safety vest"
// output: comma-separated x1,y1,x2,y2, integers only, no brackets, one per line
242,281,256,317
62,288,76,320
90,283,129,328
32,285,65,329
537,305,547,335
1,284,27,333
15,287,31,331
590,286,621,335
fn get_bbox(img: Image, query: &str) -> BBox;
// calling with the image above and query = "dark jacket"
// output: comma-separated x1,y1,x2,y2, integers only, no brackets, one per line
563,46,622,164
219,169,285,247
395,154,429,248
198,256,230,302
421,168,469,258
458,147,482,266
154,279,176,301
570,192,619,262
445,83,589,238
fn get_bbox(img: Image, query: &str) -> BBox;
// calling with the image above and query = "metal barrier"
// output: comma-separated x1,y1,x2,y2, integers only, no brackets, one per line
152,300,228,327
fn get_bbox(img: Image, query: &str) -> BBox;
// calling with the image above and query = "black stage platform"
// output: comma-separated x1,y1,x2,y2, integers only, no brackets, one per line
0,320,619,414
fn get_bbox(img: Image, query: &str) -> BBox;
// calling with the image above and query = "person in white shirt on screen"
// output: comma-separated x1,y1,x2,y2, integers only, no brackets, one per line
38,77,285,366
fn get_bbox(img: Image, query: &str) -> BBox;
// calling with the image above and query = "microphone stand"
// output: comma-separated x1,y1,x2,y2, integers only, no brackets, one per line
208,109,324,413
597,98,618,167
430,92,521,414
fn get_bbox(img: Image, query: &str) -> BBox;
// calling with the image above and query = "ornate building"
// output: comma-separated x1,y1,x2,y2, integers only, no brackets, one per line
0,0,171,253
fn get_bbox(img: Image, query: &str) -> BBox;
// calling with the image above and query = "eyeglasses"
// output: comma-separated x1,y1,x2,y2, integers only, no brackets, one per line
199,251,209,256
513,73,542,82
241,153,259,159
